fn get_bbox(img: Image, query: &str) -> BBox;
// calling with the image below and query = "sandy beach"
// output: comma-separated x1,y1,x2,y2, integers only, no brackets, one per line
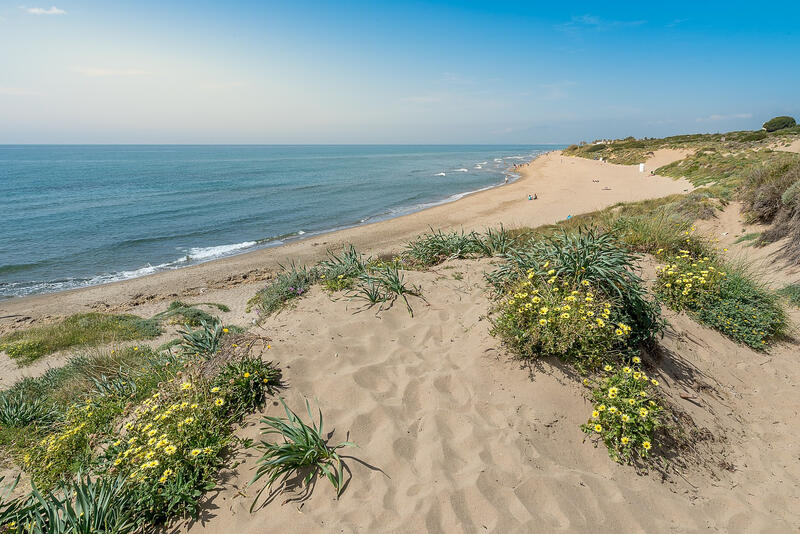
0,149,692,327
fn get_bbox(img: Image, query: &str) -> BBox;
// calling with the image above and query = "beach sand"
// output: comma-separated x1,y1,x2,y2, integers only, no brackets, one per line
3,149,800,532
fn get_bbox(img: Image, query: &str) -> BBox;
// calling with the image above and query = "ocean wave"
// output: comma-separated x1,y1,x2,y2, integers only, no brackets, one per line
434,172,446,176
452,168,468,172
185,240,258,261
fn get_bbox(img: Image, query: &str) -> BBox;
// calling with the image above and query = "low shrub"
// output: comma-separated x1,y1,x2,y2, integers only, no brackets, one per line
585,143,606,152
582,364,662,463
738,130,767,142
492,271,632,371
488,228,663,351
0,313,162,364
251,398,355,509
103,357,281,523
655,252,787,348
778,283,800,307
763,116,796,132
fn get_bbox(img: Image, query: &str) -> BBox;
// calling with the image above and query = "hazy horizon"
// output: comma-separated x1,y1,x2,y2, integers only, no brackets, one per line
1,1,798,144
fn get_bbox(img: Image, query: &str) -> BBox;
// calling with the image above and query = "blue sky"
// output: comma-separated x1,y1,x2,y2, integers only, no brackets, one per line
1,1,798,143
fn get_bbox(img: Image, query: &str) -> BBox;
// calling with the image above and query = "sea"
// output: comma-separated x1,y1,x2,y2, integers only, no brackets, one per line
0,144,559,299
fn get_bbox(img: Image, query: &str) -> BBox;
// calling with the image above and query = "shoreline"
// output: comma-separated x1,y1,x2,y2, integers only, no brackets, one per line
0,149,693,325
0,150,541,302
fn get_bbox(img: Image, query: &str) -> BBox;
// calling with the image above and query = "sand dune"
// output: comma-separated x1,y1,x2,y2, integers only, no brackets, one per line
169,255,800,533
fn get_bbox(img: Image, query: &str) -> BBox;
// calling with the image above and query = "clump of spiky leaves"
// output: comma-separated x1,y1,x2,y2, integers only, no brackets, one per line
247,262,318,318
153,301,229,327
404,228,485,266
178,320,223,357
488,227,663,350
250,398,355,509
474,225,519,256
351,266,424,316
8,475,139,534
0,313,162,364
0,394,60,428
318,245,370,291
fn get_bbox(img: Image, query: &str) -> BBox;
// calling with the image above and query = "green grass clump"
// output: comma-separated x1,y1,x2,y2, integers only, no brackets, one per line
350,266,425,316
734,232,761,243
0,313,162,364
153,301,229,327
404,229,486,266
247,262,318,318
403,226,518,267
318,245,370,291
251,398,355,509
777,283,800,307
582,363,663,464
654,252,787,349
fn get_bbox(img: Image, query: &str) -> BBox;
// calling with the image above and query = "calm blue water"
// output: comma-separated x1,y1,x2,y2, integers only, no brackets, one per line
0,145,557,299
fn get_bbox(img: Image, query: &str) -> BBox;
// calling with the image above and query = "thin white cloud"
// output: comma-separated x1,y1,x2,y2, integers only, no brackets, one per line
74,67,150,78
24,6,66,15
557,14,646,33
696,113,753,122
0,86,42,96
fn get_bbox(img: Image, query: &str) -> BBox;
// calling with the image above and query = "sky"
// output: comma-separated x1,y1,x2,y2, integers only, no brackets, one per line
1,1,798,144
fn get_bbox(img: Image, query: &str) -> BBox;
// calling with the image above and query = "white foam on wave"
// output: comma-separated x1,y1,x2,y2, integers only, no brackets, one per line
434,172,446,176
186,241,258,261
474,165,482,169
297,230,305,235
453,168,469,172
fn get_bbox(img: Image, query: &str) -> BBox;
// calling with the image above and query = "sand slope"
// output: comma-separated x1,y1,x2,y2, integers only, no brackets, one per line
170,256,800,533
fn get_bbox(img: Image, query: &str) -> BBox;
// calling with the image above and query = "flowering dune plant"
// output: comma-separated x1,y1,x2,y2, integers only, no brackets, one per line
493,268,631,370
582,364,663,463
101,357,281,522
654,251,724,310
655,251,787,348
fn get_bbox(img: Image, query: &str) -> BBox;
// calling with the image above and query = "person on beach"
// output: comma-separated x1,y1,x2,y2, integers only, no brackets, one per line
528,194,532,200
534,193,537,200
504,176,509,184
